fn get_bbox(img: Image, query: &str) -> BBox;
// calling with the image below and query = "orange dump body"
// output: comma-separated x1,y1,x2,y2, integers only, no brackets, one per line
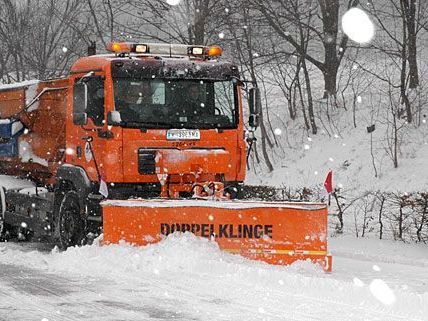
102,199,332,271
0,79,68,182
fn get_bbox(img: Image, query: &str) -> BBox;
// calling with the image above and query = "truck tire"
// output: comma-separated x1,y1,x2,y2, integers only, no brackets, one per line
58,190,85,249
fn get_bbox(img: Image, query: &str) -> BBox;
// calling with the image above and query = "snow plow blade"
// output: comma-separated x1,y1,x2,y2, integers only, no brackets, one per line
102,200,332,272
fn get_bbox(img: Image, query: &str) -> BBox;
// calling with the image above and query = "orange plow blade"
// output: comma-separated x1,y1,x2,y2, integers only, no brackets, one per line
102,200,332,272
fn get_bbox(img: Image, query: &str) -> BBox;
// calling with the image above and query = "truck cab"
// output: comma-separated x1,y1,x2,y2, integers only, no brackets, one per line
66,43,248,200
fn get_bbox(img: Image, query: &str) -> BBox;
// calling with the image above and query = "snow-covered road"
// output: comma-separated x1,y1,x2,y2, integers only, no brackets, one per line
0,235,427,321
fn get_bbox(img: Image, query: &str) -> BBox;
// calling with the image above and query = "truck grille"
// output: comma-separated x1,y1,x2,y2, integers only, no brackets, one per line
138,150,156,174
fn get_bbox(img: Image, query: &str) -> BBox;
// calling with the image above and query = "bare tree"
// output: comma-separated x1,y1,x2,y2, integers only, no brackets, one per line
114,0,229,45
367,0,428,123
0,0,89,81
224,2,275,172
253,0,359,98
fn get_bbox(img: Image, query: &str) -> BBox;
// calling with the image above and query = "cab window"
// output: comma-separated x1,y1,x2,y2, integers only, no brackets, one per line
73,76,105,126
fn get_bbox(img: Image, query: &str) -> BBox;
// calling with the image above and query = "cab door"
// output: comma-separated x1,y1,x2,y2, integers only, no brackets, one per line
68,76,106,182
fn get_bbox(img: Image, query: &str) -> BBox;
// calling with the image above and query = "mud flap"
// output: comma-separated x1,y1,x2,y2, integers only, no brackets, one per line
102,199,332,272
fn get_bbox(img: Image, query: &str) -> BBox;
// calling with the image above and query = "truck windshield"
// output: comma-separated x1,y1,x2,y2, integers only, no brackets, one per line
113,79,238,129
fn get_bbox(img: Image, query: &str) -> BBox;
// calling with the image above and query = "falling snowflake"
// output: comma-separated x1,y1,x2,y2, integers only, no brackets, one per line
274,128,282,135
353,277,364,287
62,47,68,53
357,96,362,103
304,144,310,150
218,32,225,39
369,279,396,305
342,8,375,44
373,265,381,272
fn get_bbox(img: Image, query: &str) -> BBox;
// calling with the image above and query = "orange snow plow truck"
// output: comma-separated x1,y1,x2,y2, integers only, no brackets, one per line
0,42,331,271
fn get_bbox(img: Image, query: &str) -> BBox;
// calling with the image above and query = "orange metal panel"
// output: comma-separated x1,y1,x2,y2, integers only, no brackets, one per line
156,149,230,175
0,89,25,118
120,128,243,184
102,200,332,271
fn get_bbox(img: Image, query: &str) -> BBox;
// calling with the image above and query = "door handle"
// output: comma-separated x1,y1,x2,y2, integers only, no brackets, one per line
81,135,93,142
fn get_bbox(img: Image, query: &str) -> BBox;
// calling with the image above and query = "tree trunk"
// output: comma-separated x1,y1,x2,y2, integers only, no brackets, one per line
403,0,419,88
333,191,344,233
297,80,310,131
400,8,412,123
398,203,404,240
319,0,339,97
302,59,317,134
378,195,385,240
323,67,338,98
259,106,274,172
193,0,209,44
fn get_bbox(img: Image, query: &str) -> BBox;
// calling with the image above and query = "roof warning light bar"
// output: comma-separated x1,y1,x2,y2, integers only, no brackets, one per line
106,42,222,59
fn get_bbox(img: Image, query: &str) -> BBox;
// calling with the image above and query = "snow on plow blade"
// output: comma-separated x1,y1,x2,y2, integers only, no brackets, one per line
102,200,332,272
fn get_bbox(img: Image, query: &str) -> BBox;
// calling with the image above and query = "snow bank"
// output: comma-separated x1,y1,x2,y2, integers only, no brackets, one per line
0,233,427,320
0,174,35,191
19,140,48,166
330,235,428,268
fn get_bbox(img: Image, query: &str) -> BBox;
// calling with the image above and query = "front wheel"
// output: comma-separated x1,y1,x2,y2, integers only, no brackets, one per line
58,191,85,249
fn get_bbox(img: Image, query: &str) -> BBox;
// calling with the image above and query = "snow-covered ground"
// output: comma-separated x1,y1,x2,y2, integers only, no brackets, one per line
0,233,427,321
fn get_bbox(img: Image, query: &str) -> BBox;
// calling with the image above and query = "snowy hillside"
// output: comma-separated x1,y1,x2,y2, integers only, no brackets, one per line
247,110,428,193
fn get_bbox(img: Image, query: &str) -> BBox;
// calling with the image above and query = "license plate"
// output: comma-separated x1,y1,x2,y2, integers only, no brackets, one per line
166,129,200,140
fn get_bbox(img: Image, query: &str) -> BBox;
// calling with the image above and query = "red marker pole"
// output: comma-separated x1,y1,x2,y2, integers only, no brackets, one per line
324,170,333,205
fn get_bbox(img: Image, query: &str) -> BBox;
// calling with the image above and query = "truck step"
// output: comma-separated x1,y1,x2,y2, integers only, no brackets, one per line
86,216,102,222
87,193,104,200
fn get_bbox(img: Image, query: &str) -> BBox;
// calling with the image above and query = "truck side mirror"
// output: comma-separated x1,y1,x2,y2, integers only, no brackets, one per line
249,87,261,128
107,111,122,125
73,112,88,125
73,81,89,125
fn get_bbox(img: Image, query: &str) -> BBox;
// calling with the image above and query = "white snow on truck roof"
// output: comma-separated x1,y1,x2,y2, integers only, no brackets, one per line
0,80,39,91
